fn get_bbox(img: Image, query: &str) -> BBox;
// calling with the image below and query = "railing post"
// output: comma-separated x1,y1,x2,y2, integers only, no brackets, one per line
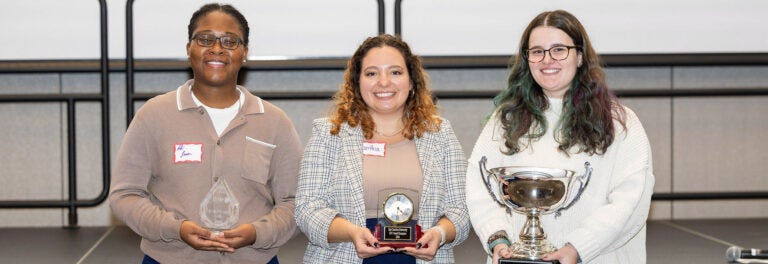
394,0,402,36
0,0,111,229
376,0,385,34
126,0,135,126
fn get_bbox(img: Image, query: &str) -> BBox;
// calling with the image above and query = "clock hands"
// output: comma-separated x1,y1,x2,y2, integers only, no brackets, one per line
384,193,413,223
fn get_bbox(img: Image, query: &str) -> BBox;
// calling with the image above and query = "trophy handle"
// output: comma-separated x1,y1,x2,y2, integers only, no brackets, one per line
478,156,506,206
554,161,592,217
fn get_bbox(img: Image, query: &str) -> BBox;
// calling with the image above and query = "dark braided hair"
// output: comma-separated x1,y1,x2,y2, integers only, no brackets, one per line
188,3,250,45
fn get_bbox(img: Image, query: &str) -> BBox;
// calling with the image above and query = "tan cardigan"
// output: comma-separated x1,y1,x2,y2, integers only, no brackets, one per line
109,80,302,264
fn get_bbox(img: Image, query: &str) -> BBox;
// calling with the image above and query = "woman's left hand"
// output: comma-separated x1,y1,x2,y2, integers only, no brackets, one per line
212,224,257,250
541,243,580,264
398,228,441,261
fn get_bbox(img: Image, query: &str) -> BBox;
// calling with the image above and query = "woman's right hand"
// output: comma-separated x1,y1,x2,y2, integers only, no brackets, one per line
492,243,514,264
349,225,392,258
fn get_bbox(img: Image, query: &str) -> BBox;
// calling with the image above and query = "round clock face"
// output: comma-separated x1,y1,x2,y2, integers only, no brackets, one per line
383,192,414,225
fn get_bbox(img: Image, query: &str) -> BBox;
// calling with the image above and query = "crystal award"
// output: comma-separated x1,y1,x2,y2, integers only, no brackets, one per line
200,179,239,235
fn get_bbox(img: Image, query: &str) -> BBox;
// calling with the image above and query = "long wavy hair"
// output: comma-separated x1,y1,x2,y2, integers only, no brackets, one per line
329,34,441,139
494,10,626,155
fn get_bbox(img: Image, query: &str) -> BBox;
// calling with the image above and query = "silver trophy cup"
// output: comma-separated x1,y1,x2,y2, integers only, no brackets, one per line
479,156,592,262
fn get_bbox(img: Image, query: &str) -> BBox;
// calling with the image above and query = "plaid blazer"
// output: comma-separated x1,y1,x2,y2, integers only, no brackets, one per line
295,117,470,263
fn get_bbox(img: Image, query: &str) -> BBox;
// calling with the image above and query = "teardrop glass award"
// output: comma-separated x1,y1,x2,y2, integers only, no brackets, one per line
200,179,239,233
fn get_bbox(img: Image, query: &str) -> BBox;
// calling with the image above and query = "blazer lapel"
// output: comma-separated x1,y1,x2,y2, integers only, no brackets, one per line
342,124,366,225
415,132,436,226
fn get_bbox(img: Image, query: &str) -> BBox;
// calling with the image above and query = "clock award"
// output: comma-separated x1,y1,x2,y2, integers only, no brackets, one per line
372,188,425,248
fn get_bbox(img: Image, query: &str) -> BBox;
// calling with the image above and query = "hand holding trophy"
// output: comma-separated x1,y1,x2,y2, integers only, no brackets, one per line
479,157,592,264
372,188,426,249
200,179,240,237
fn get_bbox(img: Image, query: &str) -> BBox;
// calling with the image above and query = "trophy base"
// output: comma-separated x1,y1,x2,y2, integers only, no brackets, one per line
204,228,228,238
499,258,559,264
371,220,425,249
377,241,427,249
510,239,557,260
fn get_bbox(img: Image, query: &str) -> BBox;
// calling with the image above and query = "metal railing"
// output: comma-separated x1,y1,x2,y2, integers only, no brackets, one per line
125,0,387,126
0,2,766,231
0,0,111,228
389,0,768,201
118,57,768,202
123,16,768,202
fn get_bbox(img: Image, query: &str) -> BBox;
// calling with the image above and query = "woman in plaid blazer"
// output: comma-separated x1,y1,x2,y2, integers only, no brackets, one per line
295,34,470,264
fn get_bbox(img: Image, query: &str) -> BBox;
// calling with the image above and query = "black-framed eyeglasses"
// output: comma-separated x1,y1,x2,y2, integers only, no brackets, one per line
192,33,244,50
525,46,579,63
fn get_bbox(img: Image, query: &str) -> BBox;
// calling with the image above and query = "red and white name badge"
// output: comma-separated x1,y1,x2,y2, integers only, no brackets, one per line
362,142,386,157
174,142,203,163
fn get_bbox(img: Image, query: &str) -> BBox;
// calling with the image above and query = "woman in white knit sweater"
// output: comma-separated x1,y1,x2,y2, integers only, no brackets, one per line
465,10,655,264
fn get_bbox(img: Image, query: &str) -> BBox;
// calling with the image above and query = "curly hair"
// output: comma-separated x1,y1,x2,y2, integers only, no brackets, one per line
329,34,441,139
494,10,626,155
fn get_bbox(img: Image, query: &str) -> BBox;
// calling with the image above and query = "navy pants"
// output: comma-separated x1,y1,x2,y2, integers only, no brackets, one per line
143,255,278,264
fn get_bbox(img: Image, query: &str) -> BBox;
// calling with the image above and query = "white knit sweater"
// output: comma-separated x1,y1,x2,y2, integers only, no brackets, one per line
466,97,655,264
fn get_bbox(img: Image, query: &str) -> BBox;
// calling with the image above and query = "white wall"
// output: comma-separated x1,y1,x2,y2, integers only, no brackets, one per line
2,0,768,227
401,0,768,55
1,0,766,60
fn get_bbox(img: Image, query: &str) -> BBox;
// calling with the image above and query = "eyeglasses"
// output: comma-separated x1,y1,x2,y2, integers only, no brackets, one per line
525,46,578,63
192,33,244,50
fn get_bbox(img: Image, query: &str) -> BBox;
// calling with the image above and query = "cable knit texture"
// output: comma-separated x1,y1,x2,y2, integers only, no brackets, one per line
466,97,654,264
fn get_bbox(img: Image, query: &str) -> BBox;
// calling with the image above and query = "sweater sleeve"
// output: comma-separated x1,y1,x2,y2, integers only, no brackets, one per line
251,112,302,249
295,118,342,249
109,111,184,242
466,117,516,255
565,109,655,262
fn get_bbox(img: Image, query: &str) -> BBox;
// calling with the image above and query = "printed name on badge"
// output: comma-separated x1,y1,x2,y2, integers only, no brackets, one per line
174,143,203,163
362,142,386,157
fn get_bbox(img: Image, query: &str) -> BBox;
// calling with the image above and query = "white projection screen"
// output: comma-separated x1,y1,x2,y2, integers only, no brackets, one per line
0,0,765,60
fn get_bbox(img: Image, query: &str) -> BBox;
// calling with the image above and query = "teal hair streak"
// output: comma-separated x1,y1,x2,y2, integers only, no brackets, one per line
493,71,548,155
559,78,611,155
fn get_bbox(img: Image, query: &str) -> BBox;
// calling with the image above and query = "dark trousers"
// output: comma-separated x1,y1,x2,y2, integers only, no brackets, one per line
143,255,279,264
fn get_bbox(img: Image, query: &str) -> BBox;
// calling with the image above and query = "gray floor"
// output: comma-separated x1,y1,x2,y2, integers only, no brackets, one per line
1,219,766,263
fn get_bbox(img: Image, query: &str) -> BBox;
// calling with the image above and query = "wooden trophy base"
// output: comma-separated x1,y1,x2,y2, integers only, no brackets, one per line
372,220,426,249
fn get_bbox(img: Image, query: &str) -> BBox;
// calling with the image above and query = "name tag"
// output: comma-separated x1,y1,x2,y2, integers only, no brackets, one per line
362,142,386,157
174,143,203,163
